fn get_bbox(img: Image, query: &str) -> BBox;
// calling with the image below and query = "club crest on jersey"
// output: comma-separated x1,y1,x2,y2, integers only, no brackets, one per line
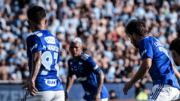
44,79,57,86
37,33,43,37
85,91,90,95
45,36,55,44
79,62,82,65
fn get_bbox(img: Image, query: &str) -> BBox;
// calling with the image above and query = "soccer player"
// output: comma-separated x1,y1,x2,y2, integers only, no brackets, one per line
123,20,180,100
65,37,109,101
170,38,180,101
170,38,180,67
21,6,64,101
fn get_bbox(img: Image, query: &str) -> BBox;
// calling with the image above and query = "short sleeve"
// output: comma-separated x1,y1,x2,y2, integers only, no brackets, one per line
26,35,43,54
68,60,74,75
139,39,153,60
87,57,101,73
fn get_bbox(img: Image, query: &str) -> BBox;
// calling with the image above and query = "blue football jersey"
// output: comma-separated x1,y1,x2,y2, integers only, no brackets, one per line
139,36,180,89
68,53,109,100
26,30,63,91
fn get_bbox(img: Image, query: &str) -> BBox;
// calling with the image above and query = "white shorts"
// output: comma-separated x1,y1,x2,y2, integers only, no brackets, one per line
147,83,179,101
21,90,64,101
82,98,108,101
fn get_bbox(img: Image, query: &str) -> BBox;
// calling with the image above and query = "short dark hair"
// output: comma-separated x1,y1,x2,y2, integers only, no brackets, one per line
27,6,46,24
125,20,147,36
170,38,180,56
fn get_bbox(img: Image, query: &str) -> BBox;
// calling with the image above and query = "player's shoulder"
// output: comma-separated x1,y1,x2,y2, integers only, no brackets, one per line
27,30,46,38
139,36,154,45
68,56,73,62
80,53,93,61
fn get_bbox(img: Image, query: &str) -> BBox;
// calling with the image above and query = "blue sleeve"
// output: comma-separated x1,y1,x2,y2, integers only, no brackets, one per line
87,57,101,74
139,39,153,60
27,35,43,54
68,60,74,75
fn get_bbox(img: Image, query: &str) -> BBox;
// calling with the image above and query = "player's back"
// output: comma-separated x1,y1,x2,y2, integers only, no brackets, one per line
139,36,180,89
26,30,63,91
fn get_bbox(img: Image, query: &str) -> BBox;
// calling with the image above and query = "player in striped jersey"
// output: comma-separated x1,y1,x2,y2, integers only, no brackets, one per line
65,37,109,101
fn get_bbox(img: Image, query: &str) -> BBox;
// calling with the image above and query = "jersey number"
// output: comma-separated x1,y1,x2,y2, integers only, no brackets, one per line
41,51,58,75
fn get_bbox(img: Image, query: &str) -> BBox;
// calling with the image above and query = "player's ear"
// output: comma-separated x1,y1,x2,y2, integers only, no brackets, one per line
27,20,31,26
133,32,137,38
45,19,48,26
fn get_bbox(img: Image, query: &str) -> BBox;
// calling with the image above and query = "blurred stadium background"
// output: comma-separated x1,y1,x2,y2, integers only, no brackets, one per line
0,0,180,101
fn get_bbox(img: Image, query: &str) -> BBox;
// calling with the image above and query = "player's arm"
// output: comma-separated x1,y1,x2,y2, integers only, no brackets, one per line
95,70,104,97
65,61,74,100
123,58,152,95
124,39,153,95
30,51,42,82
26,35,43,96
172,65,180,85
65,73,74,94
130,58,152,83
87,57,102,101
29,51,42,96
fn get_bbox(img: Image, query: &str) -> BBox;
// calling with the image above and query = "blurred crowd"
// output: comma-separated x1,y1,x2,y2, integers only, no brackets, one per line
0,0,180,90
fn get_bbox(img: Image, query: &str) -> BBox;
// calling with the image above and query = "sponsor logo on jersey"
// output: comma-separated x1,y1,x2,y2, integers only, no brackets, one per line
37,33,43,37
30,44,38,52
141,49,147,56
44,79,57,87
77,77,87,81
47,45,59,52
45,36,55,44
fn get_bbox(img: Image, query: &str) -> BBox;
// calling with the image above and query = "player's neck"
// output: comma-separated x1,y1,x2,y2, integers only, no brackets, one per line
73,55,81,62
31,24,46,32
138,35,148,43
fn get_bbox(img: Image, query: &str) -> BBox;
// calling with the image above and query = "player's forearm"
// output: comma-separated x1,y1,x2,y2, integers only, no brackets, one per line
30,53,42,81
172,65,180,84
130,59,151,84
96,70,104,93
65,74,74,93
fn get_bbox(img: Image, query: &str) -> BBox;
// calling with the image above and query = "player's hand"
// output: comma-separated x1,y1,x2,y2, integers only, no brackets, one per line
93,92,101,101
123,81,134,95
65,91,68,101
22,82,29,90
29,80,38,96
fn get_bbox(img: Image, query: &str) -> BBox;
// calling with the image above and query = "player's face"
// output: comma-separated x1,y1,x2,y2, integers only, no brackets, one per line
127,33,138,48
171,50,180,66
69,42,82,57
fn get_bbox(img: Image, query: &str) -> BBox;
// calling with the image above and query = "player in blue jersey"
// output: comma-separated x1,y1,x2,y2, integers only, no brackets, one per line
170,38,180,101
21,6,64,101
65,37,109,101
123,20,180,100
